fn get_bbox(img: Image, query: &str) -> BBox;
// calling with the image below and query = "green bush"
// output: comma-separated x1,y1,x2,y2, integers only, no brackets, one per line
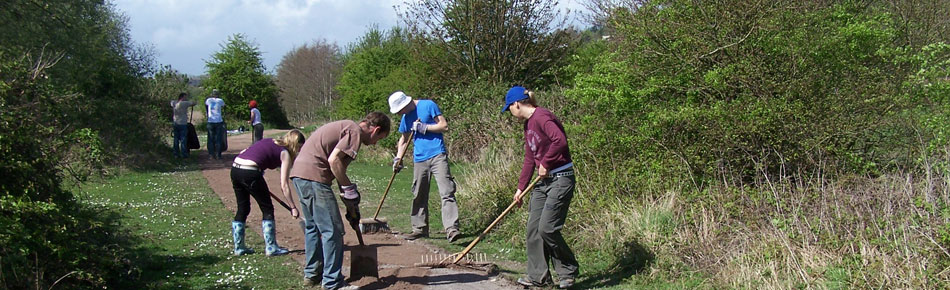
333,27,431,149
0,53,139,289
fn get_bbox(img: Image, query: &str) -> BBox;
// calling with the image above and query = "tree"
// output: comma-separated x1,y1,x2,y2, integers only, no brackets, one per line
1,1,160,288
204,34,290,127
400,0,576,86
147,65,191,127
276,39,342,123
334,27,425,121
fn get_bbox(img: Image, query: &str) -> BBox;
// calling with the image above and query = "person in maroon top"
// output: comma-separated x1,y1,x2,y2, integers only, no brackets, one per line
502,85,578,289
229,129,305,257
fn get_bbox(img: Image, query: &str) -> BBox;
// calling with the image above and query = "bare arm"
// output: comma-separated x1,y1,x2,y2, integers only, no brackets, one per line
395,132,411,159
425,115,449,133
328,147,352,186
279,150,299,218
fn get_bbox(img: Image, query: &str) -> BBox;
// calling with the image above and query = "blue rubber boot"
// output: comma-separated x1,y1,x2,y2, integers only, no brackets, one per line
263,220,289,256
231,221,255,256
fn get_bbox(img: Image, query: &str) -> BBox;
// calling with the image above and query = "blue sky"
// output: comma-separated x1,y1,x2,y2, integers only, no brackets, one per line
115,0,587,76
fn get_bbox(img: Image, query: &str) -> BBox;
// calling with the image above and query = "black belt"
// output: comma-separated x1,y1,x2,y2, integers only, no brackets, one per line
552,170,574,177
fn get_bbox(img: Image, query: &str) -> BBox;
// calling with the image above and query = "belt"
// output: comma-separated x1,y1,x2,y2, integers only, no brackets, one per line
232,163,260,171
552,170,574,177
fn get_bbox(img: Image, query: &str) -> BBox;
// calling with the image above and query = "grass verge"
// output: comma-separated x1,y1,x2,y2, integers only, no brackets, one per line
80,161,305,289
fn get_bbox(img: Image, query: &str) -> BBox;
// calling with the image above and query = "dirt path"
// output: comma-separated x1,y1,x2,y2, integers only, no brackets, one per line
198,129,520,289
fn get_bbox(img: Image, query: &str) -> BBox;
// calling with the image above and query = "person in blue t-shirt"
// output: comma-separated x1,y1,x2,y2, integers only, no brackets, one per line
388,91,461,242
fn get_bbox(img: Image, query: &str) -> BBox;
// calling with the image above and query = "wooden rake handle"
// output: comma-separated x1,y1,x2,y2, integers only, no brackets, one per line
269,191,294,212
372,131,414,219
453,175,543,264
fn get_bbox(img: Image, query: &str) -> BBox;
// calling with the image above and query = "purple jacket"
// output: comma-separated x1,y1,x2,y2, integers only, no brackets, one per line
518,107,572,190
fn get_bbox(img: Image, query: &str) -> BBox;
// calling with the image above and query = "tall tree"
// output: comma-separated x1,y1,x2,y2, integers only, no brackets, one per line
276,39,342,123
204,34,289,127
1,1,162,288
334,27,425,120
400,0,576,86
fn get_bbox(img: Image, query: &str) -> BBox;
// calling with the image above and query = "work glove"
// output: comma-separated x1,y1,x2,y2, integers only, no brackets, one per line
340,184,361,222
392,157,404,174
411,121,427,135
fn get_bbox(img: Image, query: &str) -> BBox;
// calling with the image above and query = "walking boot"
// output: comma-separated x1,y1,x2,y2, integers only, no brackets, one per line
231,221,255,256
262,220,289,256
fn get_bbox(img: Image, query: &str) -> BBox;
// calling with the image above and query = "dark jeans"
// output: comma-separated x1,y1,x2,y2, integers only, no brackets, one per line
207,122,225,158
252,123,264,144
173,124,189,158
525,173,579,283
231,166,275,222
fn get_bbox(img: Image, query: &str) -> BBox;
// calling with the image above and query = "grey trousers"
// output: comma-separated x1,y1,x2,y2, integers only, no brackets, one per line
410,153,459,234
526,174,579,282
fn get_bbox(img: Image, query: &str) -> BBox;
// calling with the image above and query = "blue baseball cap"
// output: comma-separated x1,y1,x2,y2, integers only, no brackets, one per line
501,86,528,113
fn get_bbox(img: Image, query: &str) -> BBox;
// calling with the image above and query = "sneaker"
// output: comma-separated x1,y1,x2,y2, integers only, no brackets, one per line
446,229,461,243
400,231,428,240
558,278,574,289
517,277,550,288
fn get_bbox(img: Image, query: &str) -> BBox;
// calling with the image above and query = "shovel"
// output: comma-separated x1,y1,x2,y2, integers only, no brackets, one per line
269,191,306,232
359,131,414,234
347,203,379,278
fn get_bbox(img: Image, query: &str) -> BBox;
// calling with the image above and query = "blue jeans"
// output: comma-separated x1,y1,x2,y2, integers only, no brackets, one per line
172,124,189,158
292,177,345,289
207,122,225,158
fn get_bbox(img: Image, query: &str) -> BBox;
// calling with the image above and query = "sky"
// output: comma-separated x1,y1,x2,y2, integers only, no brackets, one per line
115,0,588,76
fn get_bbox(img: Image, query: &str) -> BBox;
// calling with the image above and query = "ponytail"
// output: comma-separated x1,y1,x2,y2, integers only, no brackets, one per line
517,89,538,107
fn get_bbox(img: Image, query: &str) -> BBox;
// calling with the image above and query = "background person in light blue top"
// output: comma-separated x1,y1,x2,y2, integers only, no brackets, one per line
205,89,226,160
388,91,461,242
248,100,263,144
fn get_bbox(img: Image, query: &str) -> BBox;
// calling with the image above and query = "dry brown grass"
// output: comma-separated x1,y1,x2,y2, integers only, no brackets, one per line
663,169,950,288
456,137,950,288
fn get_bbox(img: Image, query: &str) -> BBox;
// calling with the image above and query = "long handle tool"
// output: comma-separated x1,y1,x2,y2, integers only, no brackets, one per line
359,131,414,234
269,191,306,232
452,175,542,264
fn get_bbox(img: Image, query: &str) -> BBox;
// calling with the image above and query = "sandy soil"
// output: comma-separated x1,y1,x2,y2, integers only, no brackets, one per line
198,129,521,289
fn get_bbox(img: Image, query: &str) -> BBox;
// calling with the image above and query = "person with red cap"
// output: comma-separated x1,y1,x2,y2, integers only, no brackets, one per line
248,100,263,144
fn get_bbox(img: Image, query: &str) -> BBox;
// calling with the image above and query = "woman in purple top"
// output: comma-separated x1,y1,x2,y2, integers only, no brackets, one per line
502,86,578,289
230,129,305,257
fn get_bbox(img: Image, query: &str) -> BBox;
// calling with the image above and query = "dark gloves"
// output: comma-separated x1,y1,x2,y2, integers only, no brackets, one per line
340,184,361,222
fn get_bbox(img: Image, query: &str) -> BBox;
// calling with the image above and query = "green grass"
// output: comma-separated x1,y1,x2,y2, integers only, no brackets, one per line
81,161,306,289
77,153,705,289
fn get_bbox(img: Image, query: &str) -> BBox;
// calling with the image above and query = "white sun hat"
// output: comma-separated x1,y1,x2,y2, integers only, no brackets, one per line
388,91,412,114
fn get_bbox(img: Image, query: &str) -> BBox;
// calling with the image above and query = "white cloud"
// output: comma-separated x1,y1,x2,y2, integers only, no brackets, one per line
115,0,581,75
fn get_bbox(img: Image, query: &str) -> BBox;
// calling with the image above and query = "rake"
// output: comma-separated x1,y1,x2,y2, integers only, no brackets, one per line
414,175,542,269
269,191,306,232
359,131,414,234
